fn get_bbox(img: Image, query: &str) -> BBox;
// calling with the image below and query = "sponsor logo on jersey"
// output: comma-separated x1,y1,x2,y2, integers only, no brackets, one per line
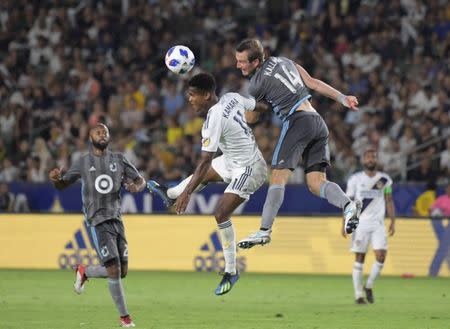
202,138,210,147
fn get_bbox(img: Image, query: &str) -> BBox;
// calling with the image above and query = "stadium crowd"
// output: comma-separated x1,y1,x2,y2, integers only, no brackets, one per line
0,0,449,187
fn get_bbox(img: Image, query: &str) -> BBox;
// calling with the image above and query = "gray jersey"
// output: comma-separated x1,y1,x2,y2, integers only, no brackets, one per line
248,56,311,121
62,150,141,225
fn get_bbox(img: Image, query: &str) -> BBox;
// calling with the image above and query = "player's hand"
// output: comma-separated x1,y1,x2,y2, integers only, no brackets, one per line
48,167,62,182
389,221,395,236
175,191,191,214
345,95,359,110
124,182,139,193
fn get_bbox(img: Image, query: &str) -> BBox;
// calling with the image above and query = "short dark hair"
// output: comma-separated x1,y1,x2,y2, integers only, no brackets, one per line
188,73,216,93
236,39,264,63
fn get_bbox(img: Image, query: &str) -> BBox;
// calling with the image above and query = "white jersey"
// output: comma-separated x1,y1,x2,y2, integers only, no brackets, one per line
346,171,393,229
201,92,263,168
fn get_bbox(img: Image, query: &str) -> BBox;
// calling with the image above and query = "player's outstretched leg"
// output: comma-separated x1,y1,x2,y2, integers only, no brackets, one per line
215,271,240,295
237,229,272,249
343,200,362,234
147,180,175,208
73,264,88,294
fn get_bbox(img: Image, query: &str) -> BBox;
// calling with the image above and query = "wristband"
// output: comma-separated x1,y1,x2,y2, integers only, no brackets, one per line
337,94,347,107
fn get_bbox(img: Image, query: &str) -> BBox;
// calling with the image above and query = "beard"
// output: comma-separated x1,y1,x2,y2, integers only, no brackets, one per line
364,163,376,171
92,140,108,151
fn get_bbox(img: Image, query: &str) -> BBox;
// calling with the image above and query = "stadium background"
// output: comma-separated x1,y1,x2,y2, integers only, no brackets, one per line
0,0,450,275
0,1,449,328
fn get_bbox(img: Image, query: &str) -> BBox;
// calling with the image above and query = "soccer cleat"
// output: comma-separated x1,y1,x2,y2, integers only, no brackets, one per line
355,297,367,304
364,287,374,303
119,315,136,328
215,271,240,295
73,264,88,294
237,230,272,249
147,180,175,208
343,200,362,234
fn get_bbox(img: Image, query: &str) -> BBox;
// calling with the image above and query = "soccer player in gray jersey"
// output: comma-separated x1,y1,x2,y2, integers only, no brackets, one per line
49,123,145,328
235,39,362,249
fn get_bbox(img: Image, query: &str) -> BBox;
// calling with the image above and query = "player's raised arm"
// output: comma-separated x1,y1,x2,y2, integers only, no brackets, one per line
295,64,359,110
49,160,80,190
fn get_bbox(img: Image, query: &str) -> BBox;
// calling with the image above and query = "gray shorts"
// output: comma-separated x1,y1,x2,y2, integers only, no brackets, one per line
271,111,330,172
88,219,128,265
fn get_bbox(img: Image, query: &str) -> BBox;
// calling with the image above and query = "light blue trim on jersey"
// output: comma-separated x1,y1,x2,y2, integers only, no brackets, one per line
90,226,101,255
286,95,312,119
81,181,87,220
271,120,290,166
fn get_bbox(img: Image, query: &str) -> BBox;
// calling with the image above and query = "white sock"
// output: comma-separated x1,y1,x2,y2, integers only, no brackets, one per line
352,262,364,299
366,261,384,289
167,175,205,199
218,219,236,275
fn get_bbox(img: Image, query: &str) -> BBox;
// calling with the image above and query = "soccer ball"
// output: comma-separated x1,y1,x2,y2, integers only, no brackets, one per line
165,45,195,74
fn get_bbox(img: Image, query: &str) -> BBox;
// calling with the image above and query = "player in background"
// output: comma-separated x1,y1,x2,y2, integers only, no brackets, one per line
49,124,145,327
147,73,267,295
235,39,362,249
343,148,395,304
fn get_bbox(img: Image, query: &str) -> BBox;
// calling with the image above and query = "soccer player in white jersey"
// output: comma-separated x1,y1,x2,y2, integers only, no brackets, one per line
344,148,396,304
147,73,267,295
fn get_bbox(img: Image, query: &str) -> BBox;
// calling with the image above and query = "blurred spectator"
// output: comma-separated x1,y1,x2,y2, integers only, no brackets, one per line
0,182,14,212
0,0,447,186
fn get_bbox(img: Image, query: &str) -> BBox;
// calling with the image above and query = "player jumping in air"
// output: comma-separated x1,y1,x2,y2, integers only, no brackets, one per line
147,73,267,295
234,39,362,249
49,124,145,327
344,148,395,304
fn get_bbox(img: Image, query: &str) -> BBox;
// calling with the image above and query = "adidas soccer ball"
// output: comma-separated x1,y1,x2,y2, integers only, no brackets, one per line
165,45,195,74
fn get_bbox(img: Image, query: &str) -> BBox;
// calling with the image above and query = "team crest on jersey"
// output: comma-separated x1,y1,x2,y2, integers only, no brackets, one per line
110,163,117,172
376,181,384,189
101,246,109,258
202,138,210,147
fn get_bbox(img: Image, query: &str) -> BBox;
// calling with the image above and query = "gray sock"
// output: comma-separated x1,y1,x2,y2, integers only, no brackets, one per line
108,278,129,317
85,265,108,278
260,185,285,230
319,181,350,209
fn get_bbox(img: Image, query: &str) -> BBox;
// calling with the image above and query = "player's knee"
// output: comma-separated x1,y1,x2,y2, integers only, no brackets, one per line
104,258,120,278
214,208,227,223
376,254,386,263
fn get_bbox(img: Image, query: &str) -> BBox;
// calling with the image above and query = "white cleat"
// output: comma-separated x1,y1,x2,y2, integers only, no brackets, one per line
343,200,362,234
73,264,88,294
237,230,272,249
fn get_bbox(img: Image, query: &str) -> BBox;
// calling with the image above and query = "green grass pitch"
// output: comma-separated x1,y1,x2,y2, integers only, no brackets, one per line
0,270,449,329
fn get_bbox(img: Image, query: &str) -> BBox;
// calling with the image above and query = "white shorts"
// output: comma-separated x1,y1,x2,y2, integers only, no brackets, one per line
350,224,388,253
211,155,267,200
